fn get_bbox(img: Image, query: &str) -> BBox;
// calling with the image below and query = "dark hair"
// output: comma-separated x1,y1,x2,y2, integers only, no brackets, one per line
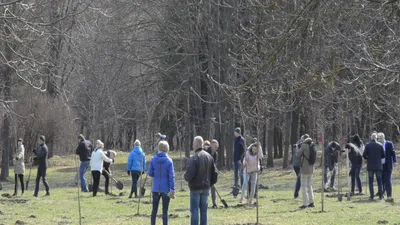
352,134,363,148
17,138,23,143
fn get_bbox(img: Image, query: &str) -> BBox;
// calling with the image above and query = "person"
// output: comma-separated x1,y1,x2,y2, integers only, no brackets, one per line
363,132,385,200
351,134,364,192
246,138,263,198
297,137,315,209
75,134,92,192
240,143,262,205
33,135,50,197
90,140,112,197
206,139,219,208
377,133,397,202
346,143,363,195
127,139,146,198
13,138,25,196
102,150,116,195
324,141,340,191
154,133,162,155
204,140,211,149
293,134,309,199
233,127,245,190
184,136,217,225
148,140,176,225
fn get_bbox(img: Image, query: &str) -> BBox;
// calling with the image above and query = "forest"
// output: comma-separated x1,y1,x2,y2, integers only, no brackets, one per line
1,0,400,180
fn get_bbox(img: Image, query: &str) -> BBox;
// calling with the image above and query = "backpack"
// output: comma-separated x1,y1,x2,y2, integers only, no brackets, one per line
302,144,317,165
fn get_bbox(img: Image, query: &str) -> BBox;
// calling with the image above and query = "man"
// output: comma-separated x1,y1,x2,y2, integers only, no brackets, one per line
154,133,162,155
297,137,315,209
293,134,309,199
184,136,217,225
363,132,385,200
324,141,340,191
33,135,50,197
76,134,92,192
233,127,245,190
206,139,219,208
377,133,397,202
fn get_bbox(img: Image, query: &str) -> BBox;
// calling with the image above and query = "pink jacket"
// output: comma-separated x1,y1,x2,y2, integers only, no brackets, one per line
243,150,262,173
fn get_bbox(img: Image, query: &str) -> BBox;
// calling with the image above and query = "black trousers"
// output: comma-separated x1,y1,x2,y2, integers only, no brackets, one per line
34,167,50,195
102,170,110,194
92,171,101,196
14,174,24,194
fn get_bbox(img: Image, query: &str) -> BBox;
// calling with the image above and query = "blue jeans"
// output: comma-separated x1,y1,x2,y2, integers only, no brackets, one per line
324,165,336,188
79,161,90,192
293,166,301,198
234,161,243,187
368,170,383,199
350,167,362,193
190,189,209,225
151,192,170,225
382,170,393,198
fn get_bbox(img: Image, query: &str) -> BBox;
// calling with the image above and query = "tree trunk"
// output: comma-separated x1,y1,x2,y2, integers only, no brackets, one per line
273,125,279,158
267,121,274,168
283,112,291,168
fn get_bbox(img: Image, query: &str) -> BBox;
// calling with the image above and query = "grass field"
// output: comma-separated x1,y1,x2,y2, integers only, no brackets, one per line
1,151,400,225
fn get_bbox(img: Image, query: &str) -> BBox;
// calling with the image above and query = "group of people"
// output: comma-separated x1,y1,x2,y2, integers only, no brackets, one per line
10,135,50,197
292,131,397,209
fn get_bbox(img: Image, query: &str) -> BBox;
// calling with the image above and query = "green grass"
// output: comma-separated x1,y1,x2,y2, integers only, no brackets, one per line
1,152,400,225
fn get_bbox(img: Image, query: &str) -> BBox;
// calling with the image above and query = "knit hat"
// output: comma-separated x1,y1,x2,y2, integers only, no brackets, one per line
161,135,167,141
234,127,241,134
39,135,46,142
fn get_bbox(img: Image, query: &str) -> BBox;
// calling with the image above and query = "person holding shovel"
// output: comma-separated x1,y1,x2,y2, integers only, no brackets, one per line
206,139,219,208
33,135,50,197
13,138,25,196
90,140,113,197
102,150,116,195
324,141,340,191
127,139,146,198
148,140,175,225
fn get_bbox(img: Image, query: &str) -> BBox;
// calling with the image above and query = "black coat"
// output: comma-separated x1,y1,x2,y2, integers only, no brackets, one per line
184,149,217,190
76,140,92,162
363,140,385,171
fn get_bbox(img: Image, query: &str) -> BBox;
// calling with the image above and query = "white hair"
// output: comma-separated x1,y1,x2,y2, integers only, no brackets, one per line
158,141,169,152
134,139,141,146
371,133,378,141
96,140,104,148
211,139,219,146
193,136,204,150
377,132,385,144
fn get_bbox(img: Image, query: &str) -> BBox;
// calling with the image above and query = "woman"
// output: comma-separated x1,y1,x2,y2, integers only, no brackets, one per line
352,134,364,154
127,139,146,198
148,140,175,225
13,138,25,196
90,140,112,197
240,143,262,205
346,142,363,195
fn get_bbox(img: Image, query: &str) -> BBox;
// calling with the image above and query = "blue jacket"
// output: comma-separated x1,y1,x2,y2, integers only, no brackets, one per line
148,152,175,193
234,136,245,162
383,141,397,171
127,146,146,172
363,140,385,171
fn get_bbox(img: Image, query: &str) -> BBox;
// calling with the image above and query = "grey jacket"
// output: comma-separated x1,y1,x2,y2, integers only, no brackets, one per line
184,149,216,190
297,138,314,175
13,145,25,175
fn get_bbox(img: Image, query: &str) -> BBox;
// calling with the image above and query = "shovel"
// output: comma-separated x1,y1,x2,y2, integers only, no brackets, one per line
25,157,34,190
103,170,123,190
215,186,228,208
140,174,148,196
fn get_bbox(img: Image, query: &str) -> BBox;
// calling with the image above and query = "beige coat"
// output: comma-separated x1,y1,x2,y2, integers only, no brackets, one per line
13,145,25,175
297,138,314,175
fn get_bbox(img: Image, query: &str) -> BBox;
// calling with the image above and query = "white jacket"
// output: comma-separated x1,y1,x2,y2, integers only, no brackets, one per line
90,148,112,172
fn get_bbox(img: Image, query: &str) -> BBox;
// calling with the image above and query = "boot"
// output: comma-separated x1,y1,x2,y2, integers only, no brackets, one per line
129,191,133,199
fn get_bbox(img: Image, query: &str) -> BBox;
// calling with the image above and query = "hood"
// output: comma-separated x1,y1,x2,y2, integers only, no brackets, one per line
346,143,360,154
154,152,169,164
303,138,313,144
132,146,143,155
